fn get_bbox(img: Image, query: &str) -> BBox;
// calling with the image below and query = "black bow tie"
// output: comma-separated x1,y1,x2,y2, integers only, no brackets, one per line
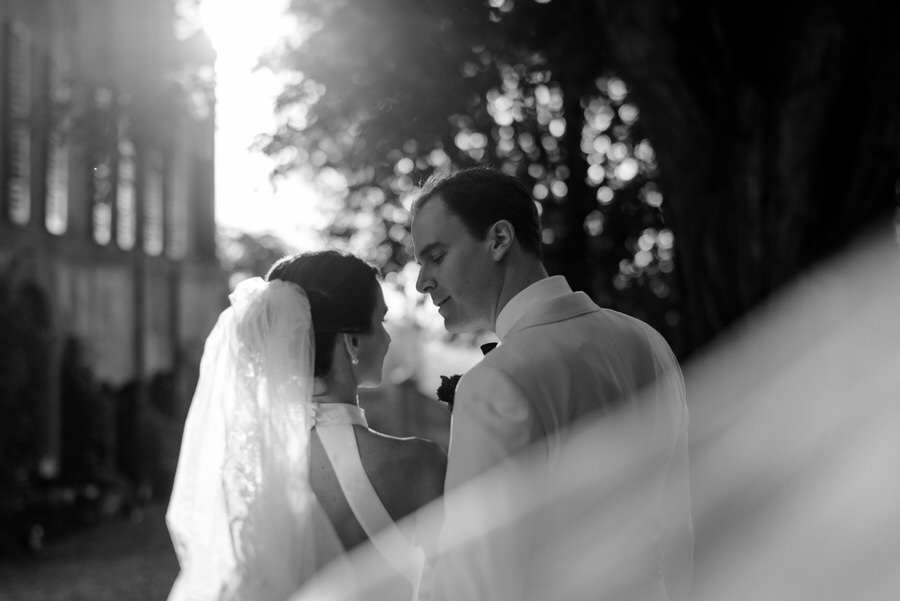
480,342,498,355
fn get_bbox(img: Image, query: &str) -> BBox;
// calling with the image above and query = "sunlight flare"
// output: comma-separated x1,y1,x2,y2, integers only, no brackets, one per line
198,0,324,249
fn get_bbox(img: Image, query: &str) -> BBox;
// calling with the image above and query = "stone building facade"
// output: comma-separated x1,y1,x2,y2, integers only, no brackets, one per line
0,0,224,484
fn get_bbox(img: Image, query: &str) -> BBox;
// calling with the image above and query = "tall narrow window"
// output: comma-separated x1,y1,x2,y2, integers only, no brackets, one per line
8,127,31,224
45,46,72,235
46,130,69,235
4,20,32,225
116,134,136,250
143,150,164,256
89,88,115,245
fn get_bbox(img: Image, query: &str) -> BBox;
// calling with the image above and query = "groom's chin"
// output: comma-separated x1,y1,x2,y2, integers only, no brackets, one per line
442,316,476,335
441,316,463,334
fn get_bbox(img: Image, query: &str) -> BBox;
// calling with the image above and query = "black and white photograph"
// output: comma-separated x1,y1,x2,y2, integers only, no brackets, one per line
0,1,898,600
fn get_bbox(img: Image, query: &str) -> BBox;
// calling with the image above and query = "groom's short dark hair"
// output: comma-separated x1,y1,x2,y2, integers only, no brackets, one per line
412,167,543,258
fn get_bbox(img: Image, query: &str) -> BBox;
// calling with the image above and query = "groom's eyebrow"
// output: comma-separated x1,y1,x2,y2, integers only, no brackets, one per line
416,242,443,263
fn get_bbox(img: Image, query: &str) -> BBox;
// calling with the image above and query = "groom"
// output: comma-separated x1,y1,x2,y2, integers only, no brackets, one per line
411,167,692,601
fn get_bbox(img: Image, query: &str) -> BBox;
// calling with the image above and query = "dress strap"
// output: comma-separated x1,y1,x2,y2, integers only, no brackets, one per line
312,401,369,428
316,423,424,592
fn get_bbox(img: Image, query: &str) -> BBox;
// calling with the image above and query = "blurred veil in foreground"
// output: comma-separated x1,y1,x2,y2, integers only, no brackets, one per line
290,218,900,601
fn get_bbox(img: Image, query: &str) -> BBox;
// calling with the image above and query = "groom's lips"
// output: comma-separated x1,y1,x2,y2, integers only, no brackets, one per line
434,297,449,311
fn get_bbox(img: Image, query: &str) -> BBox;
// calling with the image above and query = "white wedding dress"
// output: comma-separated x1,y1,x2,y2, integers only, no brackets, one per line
166,277,427,601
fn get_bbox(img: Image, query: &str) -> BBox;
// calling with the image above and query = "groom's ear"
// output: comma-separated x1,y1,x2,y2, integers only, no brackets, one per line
488,220,515,261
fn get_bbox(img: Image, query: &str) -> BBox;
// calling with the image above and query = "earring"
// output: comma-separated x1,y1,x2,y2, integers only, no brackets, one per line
351,356,359,365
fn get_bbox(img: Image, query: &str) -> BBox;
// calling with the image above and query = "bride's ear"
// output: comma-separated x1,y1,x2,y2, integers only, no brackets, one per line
342,333,360,366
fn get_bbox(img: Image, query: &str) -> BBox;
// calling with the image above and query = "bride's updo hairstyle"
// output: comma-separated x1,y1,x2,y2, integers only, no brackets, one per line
266,250,380,377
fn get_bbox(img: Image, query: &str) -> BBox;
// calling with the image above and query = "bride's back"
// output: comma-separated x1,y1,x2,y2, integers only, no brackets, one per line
310,426,446,550
169,252,446,601
267,251,447,552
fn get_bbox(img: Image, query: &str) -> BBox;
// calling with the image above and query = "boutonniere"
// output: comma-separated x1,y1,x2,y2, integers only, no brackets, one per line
436,374,462,413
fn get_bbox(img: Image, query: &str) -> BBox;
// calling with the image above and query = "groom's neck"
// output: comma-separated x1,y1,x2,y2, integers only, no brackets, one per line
491,258,549,331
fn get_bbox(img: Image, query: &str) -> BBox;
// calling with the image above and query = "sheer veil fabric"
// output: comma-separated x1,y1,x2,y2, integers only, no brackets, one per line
290,221,900,601
166,277,345,601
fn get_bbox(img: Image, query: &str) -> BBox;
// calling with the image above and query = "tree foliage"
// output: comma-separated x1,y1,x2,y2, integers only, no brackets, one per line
0,276,52,515
217,228,294,281
262,0,900,355
592,0,900,351
262,0,679,343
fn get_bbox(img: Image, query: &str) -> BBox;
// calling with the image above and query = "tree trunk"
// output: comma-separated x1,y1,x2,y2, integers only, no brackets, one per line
594,0,900,355
542,0,605,296
557,75,595,296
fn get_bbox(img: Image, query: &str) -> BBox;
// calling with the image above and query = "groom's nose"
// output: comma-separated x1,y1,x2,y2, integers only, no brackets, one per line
416,266,433,294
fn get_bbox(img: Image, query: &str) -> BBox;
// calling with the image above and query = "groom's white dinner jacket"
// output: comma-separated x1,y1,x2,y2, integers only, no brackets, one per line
440,275,692,601
446,276,688,487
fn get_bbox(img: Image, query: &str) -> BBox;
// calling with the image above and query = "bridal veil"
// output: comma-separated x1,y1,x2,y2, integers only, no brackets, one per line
166,277,344,601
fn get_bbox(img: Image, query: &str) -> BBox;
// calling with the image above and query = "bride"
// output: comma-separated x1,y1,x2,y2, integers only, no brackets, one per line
165,250,447,601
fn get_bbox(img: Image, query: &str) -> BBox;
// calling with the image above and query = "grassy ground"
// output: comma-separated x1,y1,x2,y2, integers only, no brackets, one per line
0,504,178,601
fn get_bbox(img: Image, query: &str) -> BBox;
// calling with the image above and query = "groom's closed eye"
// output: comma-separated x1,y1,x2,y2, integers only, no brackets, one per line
416,242,445,265
416,253,444,268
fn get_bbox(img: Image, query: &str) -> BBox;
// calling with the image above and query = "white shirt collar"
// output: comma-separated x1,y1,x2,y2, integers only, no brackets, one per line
494,275,572,340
